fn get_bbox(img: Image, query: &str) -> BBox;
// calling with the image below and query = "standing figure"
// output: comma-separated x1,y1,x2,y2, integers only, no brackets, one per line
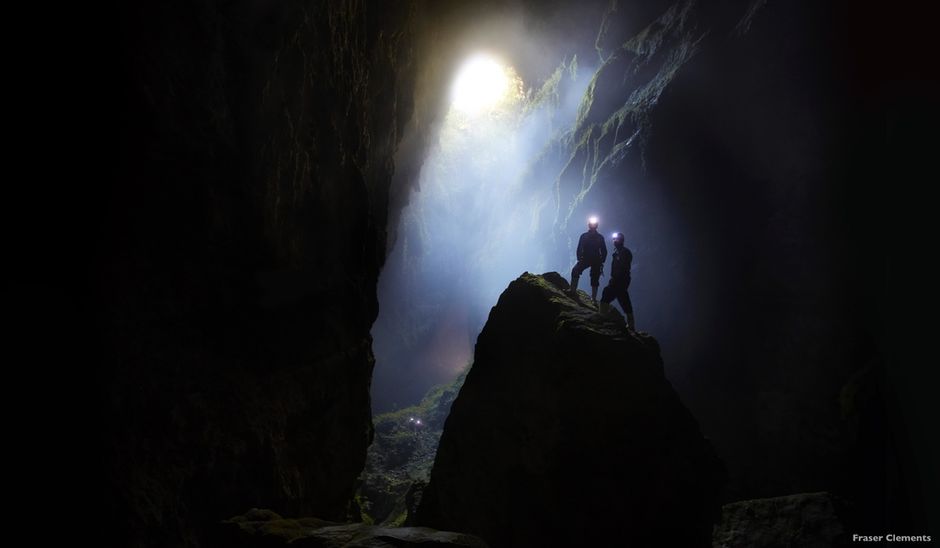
570,216,608,303
598,231,635,330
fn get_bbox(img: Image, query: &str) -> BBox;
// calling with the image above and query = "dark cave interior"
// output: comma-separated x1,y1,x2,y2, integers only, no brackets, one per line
16,1,938,547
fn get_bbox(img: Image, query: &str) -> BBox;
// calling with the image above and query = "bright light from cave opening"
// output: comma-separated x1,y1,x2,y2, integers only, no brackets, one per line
451,54,512,114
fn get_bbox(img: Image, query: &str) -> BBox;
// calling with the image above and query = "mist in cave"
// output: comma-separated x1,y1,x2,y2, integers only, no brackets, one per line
365,0,920,527
371,52,596,411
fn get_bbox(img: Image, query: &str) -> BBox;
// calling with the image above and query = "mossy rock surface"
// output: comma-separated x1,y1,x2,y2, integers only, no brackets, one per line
713,492,847,548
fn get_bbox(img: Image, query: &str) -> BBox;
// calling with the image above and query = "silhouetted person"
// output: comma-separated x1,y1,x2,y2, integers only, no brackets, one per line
598,231,635,329
570,216,607,302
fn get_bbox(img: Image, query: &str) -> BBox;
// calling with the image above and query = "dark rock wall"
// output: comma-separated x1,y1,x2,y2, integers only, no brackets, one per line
93,1,616,545
529,0,900,518
416,273,725,548
100,2,423,546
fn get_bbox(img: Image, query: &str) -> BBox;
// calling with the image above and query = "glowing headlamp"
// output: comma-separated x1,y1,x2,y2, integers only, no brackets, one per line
588,216,599,226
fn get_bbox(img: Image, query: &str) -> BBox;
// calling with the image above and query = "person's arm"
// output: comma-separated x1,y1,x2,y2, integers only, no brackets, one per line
600,236,608,263
577,234,585,260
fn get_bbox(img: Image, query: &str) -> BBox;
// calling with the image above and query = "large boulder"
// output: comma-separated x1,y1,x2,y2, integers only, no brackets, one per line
415,272,725,547
713,492,847,548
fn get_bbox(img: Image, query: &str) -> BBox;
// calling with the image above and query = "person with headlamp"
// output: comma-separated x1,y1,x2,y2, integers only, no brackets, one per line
569,216,607,303
598,231,635,330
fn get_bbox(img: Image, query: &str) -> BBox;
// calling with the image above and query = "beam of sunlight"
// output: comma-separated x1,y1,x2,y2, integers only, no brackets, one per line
372,53,595,412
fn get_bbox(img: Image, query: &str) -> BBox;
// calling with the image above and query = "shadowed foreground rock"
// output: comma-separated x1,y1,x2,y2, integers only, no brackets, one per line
713,492,846,548
415,272,725,547
215,508,488,548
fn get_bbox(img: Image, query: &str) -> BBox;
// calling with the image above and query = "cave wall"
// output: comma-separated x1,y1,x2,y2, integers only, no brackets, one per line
77,0,930,544
94,1,616,546
533,0,904,524
99,1,423,545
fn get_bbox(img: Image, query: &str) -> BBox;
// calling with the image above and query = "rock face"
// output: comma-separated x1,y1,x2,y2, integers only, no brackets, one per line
100,2,424,546
94,1,629,545
215,508,489,548
415,272,725,547
713,492,846,548
525,0,897,517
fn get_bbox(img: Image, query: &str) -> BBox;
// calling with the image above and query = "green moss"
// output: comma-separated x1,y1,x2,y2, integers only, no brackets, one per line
527,63,564,113
222,510,339,541
568,54,579,80
358,368,470,525
354,493,375,525
386,509,409,527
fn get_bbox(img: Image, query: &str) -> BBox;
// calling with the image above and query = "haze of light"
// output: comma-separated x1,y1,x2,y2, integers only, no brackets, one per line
451,54,513,114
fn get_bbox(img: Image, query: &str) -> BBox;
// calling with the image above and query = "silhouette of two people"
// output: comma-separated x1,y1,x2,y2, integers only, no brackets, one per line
569,216,636,330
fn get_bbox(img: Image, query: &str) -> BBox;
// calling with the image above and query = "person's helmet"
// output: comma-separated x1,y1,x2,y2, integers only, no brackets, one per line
612,232,624,245
588,216,599,229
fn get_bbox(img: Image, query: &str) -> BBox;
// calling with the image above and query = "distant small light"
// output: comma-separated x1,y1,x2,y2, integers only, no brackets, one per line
409,417,415,422
416,420,422,425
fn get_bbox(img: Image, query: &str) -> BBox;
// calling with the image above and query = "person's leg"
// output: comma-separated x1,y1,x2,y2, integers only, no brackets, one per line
601,283,615,304
618,289,635,329
570,260,588,293
589,263,601,302
598,283,615,314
